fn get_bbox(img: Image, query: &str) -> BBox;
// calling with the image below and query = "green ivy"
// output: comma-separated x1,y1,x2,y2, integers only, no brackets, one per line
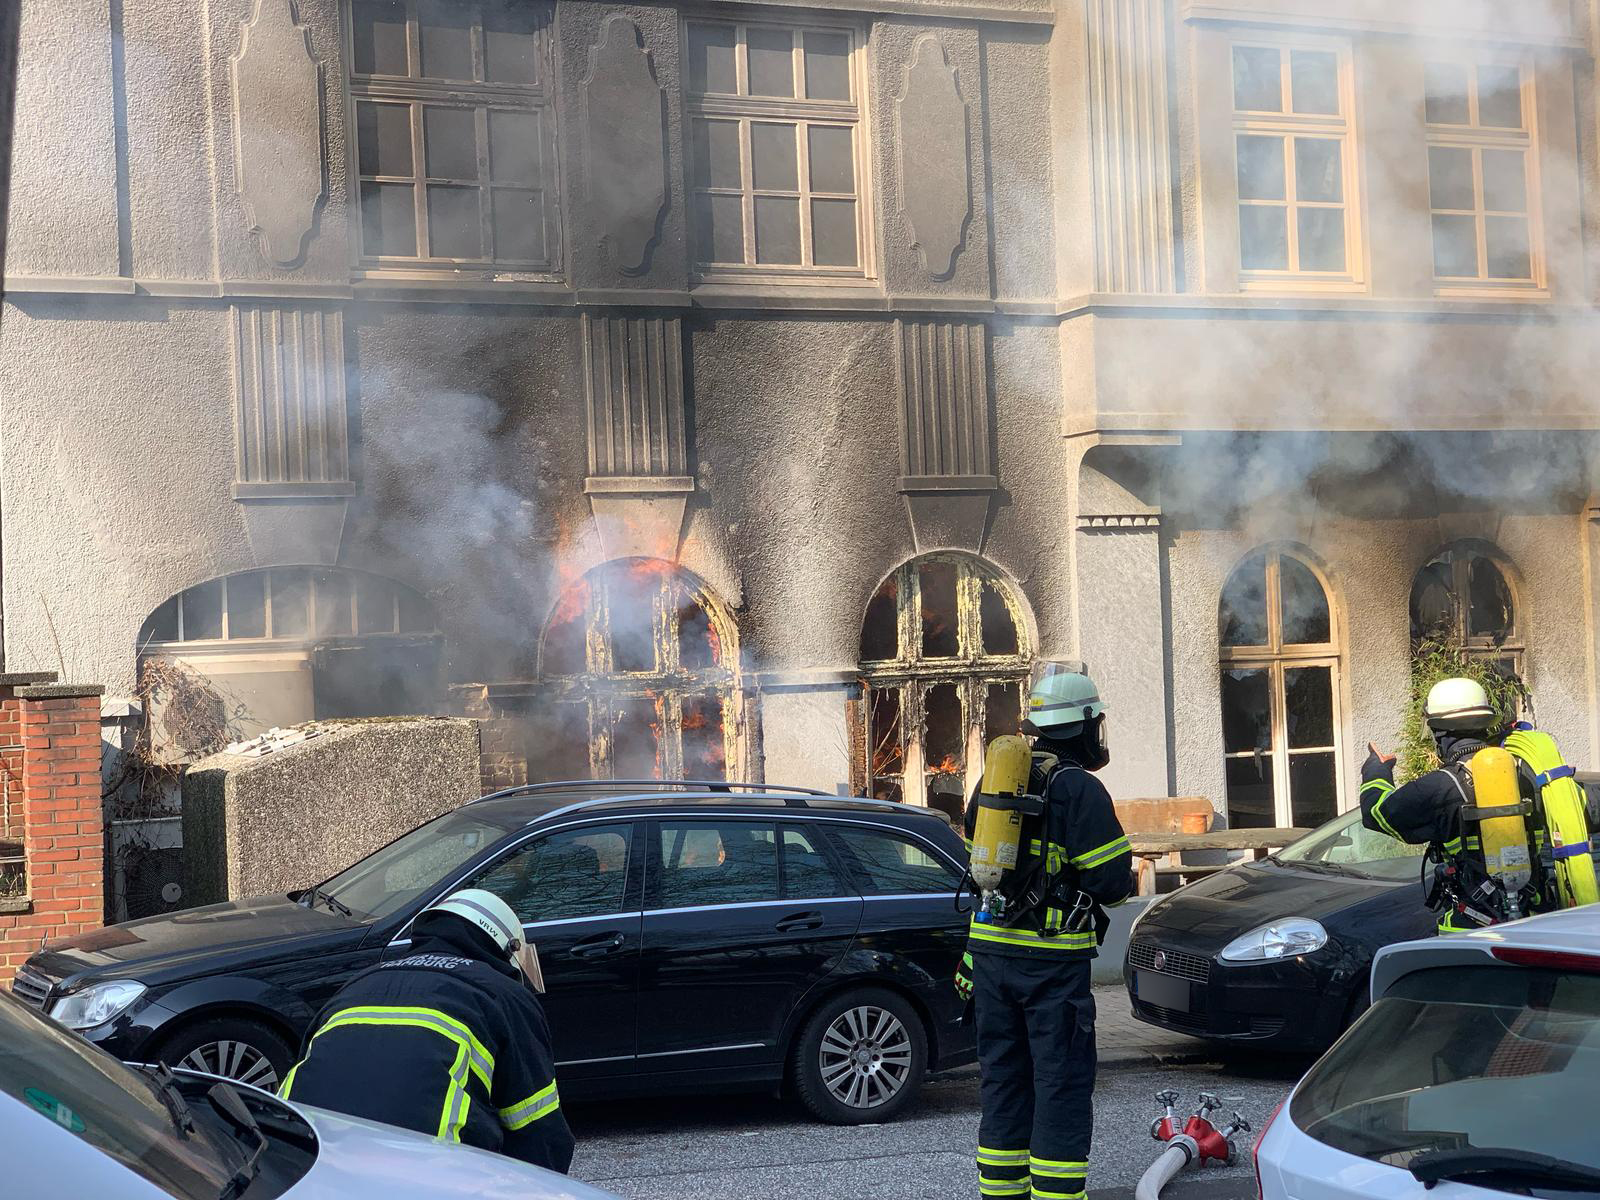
1398,638,1530,783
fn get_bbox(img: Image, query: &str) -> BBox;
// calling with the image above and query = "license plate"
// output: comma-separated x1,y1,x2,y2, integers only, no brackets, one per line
1135,969,1191,1012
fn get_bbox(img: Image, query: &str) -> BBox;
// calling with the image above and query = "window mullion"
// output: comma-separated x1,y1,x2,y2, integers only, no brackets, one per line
740,118,756,266
1270,661,1291,826
475,104,492,259
409,101,427,255
1282,136,1300,272
797,120,814,267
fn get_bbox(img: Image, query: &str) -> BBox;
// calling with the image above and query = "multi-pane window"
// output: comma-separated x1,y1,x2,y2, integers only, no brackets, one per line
685,19,865,276
539,559,743,782
1231,42,1355,279
859,555,1032,808
1410,544,1524,681
1219,550,1342,831
1425,60,1537,285
349,0,558,268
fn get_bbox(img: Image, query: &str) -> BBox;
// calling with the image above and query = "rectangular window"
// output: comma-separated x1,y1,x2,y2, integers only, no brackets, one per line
349,0,558,270
655,821,779,908
1425,59,1539,287
685,18,866,278
831,826,960,895
1230,41,1358,284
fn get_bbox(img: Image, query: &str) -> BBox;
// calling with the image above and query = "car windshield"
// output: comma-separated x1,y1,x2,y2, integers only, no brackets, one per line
0,992,240,1199
319,806,525,920
1276,809,1425,881
1291,962,1600,1193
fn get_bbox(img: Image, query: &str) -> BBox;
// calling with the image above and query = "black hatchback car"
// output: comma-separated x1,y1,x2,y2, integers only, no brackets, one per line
12,782,976,1124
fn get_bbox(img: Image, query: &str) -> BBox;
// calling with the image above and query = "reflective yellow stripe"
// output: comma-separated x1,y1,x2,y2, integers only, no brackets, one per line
1029,1158,1087,1173
1367,789,1403,841
1031,1189,1085,1200
980,1184,1031,1197
435,1042,471,1140
499,1080,560,1130
977,1147,1031,1165
1071,836,1129,869
277,1063,301,1099
969,920,1096,951
311,1005,495,1087
1444,837,1463,855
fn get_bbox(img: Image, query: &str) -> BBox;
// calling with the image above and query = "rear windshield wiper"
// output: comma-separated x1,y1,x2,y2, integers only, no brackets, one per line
1411,1147,1600,1191
298,886,353,919
134,1061,196,1133
204,1082,268,1200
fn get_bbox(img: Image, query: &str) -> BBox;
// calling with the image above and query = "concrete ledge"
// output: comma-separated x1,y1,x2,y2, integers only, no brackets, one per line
0,673,57,687
0,897,32,914
16,683,107,699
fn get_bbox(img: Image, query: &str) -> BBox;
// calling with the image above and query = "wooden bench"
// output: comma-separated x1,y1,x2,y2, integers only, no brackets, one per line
1130,828,1313,890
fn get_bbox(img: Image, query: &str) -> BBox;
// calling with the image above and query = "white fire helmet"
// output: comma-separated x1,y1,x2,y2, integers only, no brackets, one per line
1423,677,1495,732
426,888,523,958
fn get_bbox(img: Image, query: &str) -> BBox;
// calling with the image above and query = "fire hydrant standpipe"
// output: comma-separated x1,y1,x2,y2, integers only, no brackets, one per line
1135,1135,1197,1200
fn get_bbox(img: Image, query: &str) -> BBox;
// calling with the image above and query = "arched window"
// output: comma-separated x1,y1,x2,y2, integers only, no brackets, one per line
538,558,742,781
137,567,442,753
858,555,1032,806
1218,549,1341,830
1410,543,1522,678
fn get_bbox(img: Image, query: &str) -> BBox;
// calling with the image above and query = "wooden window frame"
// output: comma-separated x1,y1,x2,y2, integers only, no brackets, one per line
1230,35,1364,292
1219,551,1345,827
859,556,1031,808
1412,545,1526,683
1425,55,1545,295
346,0,562,275
683,14,873,284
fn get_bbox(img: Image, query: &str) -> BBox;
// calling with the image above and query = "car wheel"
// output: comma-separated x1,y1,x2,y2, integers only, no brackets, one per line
155,1017,294,1092
791,987,927,1125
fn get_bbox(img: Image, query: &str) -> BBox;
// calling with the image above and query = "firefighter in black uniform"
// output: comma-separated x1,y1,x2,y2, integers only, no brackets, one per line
957,665,1134,1200
280,888,575,1174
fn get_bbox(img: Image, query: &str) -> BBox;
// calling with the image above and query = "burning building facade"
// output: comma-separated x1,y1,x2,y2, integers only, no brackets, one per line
4,0,1600,839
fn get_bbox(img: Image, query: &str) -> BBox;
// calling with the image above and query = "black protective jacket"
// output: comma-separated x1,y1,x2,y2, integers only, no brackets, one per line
280,920,575,1174
1359,734,1487,850
963,746,1134,959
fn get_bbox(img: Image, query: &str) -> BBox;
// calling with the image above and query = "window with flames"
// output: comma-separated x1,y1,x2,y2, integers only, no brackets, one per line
858,555,1032,808
1409,543,1523,682
539,559,742,782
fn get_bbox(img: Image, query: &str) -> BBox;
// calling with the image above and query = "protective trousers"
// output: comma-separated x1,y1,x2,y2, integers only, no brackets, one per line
974,953,1096,1200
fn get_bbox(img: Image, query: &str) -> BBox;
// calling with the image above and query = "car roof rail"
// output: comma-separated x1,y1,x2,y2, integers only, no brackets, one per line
470,778,834,804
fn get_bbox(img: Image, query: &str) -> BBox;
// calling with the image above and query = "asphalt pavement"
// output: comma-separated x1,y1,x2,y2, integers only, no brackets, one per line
568,989,1311,1200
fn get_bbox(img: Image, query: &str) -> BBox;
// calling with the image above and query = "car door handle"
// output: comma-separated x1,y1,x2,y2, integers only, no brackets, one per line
569,932,625,958
775,911,824,932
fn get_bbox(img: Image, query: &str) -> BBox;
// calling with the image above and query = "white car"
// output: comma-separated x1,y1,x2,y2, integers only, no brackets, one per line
1254,905,1600,1199
0,987,616,1200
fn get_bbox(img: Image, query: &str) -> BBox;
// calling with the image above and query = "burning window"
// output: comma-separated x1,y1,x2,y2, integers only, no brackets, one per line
858,555,1031,807
137,568,443,756
349,0,558,269
1410,544,1522,681
538,558,741,782
1230,38,1357,280
1425,58,1537,285
685,17,866,276
1219,549,1341,831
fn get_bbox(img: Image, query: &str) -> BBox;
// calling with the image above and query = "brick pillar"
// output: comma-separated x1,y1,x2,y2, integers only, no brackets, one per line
0,679,107,986
452,682,532,795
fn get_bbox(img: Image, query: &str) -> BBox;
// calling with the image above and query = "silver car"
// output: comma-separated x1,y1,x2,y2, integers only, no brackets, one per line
0,988,616,1200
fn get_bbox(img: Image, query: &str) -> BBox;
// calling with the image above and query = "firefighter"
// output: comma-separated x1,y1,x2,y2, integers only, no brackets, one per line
279,888,575,1174
956,664,1134,1200
1360,676,1593,931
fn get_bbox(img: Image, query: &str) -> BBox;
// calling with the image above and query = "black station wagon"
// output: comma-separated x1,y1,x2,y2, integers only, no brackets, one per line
13,782,977,1123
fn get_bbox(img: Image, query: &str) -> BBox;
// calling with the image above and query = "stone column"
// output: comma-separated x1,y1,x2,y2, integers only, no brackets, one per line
756,672,858,796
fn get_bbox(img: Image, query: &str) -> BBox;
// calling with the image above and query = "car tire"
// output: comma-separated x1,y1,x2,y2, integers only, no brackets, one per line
154,1017,295,1093
791,987,928,1125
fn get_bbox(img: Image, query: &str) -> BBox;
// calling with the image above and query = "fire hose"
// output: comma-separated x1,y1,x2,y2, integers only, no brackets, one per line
1136,1090,1251,1200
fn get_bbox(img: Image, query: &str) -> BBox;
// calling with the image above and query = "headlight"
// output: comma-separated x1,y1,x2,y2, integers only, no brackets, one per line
50,980,147,1030
1219,918,1327,963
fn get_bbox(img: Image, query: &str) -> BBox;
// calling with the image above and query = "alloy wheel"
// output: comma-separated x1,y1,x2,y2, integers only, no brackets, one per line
178,1039,281,1090
817,1004,913,1109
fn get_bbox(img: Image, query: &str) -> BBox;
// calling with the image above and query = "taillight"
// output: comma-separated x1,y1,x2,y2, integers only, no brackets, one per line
1253,1096,1287,1199
1491,946,1600,973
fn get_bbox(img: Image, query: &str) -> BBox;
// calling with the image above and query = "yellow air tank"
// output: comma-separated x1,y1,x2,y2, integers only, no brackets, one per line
971,735,1032,920
1468,746,1533,918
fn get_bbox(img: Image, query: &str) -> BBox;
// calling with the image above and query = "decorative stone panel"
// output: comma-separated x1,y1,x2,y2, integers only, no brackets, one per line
230,0,325,268
231,304,353,500
582,16,668,276
895,36,971,281
582,313,693,560
896,318,994,551
1086,0,1175,293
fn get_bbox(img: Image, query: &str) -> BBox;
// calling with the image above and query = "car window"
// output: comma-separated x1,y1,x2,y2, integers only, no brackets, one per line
782,824,850,900
0,993,241,1200
1291,964,1600,1173
833,826,960,895
656,821,779,908
468,825,633,924
321,808,523,919
1276,808,1425,881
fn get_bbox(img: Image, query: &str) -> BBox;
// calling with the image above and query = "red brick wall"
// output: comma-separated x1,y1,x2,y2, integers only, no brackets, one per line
0,683,106,987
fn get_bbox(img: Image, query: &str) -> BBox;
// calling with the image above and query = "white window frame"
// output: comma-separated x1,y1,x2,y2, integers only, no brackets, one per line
1424,54,1545,295
683,13,874,284
1219,551,1346,827
1229,34,1364,292
345,0,562,276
